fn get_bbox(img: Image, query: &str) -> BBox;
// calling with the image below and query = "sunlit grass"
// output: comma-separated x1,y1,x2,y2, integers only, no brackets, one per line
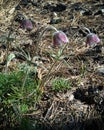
52,77,72,92
0,71,42,127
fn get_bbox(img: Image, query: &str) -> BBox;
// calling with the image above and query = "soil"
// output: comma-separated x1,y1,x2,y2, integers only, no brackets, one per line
0,0,104,130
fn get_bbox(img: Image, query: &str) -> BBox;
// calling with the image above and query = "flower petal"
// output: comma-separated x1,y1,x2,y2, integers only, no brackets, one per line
86,33,100,46
53,31,69,47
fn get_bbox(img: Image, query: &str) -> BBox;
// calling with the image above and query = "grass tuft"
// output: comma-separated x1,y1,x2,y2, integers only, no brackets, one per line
0,71,42,127
52,77,72,92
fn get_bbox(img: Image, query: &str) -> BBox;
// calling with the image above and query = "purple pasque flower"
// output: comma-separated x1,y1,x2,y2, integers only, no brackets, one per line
53,31,69,47
20,19,33,31
86,33,100,47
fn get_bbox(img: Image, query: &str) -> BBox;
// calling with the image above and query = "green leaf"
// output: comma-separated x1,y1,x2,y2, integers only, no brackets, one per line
59,55,65,60
0,90,2,95
20,104,28,113
7,53,15,67
57,49,63,57
51,54,57,58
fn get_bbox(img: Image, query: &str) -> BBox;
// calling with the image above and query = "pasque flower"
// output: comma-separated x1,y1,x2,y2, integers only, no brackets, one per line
53,31,69,47
86,33,100,47
82,27,100,47
20,19,33,31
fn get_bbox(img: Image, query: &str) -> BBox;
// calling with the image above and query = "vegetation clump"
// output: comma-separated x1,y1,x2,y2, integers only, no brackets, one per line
52,77,71,92
0,71,41,127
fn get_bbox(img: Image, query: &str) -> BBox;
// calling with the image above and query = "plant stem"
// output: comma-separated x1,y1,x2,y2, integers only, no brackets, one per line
40,43,68,88
35,25,58,54
4,17,15,73
5,28,13,73
40,60,57,88
22,67,30,91
83,27,91,34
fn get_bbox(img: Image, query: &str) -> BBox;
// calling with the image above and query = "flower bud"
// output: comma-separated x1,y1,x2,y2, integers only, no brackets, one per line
20,19,33,31
86,33,100,47
53,31,69,47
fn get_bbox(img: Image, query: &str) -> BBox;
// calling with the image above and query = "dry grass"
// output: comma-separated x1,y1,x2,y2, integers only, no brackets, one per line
0,0,104,129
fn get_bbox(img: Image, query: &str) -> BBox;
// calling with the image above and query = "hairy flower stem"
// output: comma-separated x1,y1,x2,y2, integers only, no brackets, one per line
4,17,15,73
22,67,30,91
35,25,58,55
40,43,68,89
40,60,57,88
83,27,91,33
5,28,13,73
82,27,91,34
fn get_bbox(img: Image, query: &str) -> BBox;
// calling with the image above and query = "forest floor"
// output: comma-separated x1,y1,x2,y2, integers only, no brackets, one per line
0,0,104,130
